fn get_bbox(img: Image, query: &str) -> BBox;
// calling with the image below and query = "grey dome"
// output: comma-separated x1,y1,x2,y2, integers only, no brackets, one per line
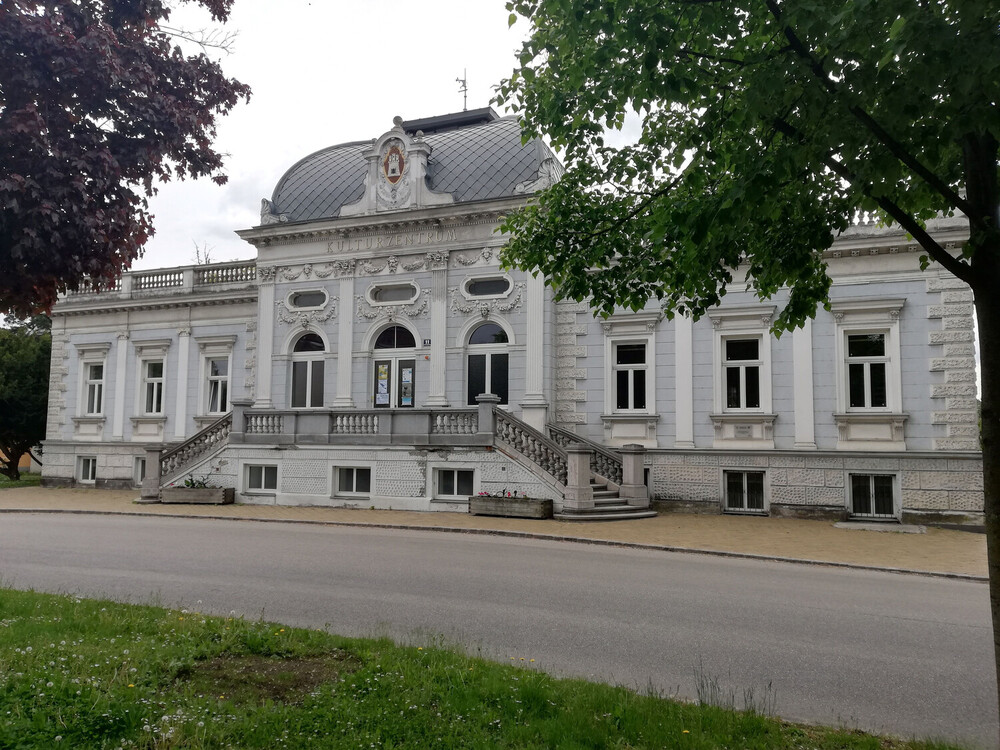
269,114,555,223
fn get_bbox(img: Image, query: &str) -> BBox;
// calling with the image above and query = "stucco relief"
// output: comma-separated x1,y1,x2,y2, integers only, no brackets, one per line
453,247,494,267
448,282,525,317
355,295,429,321
276,297,338,328
376,137,411,210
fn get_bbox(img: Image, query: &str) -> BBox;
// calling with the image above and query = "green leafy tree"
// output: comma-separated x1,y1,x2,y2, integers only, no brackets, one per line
0,315,51,480
0,0,251,316
496,0,1000,725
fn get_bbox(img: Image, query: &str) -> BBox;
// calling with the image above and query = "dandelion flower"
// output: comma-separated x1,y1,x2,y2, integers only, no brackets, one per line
128,684,134,688
682,730,690,734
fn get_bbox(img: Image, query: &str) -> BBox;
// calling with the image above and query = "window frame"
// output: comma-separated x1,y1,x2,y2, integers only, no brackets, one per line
83,361,106,416
466,321,510,406
707,306,775,415
75,343,111,418
196,335,237,418
605,336,653,414
333,465,374,498
722,336,763,411
461,273,513,300
721,469,768,515
139,358,165,416
133,457,146,488
290,332,326,409
77,456,97,484
243,463,279,494
847,472,899,520
367,281,420,307
830,299,904,415
432,466,477,500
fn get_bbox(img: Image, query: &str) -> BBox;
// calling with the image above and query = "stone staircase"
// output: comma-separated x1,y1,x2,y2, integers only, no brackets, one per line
553,478,657,521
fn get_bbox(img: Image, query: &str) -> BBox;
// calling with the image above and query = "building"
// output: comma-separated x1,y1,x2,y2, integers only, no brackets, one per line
42,108,984,523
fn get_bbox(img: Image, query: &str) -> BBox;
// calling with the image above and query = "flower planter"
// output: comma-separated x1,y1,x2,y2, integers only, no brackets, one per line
469,495,553,519
160,487,235,505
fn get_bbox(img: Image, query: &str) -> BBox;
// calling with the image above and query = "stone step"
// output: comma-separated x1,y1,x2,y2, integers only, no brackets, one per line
554,507,658,522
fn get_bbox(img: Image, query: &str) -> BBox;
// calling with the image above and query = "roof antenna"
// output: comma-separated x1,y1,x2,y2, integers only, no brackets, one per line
456,68,468,111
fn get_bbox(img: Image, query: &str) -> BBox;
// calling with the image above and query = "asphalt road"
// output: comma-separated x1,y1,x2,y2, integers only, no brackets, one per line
1,513,995,747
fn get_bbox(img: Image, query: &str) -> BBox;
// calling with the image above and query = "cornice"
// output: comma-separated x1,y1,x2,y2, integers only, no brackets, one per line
52,292,258,318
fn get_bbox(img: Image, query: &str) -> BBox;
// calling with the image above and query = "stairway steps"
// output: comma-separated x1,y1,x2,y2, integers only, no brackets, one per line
554,507,657,522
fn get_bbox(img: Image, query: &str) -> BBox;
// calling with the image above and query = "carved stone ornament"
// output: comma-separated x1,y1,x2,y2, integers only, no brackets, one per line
355,294,429,321
276,297,338,328
260,198,288,225
332,259,356,277
278,263,337,281
258,266,276,283
376,138,411,210
514,156,565,194
453,247,495,267
449,283,525,316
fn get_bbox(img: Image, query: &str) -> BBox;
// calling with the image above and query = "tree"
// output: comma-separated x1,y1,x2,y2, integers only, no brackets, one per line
496,0,1000,727
0,315,51,480
0,0,251,317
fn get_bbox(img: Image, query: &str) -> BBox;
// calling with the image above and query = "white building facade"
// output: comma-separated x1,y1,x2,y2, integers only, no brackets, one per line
42,109,984,523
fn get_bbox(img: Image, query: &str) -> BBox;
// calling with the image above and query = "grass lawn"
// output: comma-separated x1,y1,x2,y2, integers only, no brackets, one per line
0,588,965,749
0,472,41,490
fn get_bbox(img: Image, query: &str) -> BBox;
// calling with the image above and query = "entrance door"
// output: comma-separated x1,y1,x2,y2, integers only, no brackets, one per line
373,358,416,408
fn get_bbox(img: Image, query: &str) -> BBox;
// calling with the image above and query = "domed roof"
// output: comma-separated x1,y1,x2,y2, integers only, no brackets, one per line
268,111,557,223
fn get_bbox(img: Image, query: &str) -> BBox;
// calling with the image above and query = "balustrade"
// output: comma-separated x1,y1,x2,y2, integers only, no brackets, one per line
159,413,232,481
548,424,623,485
332,413,379,435
245,413,283,434
495,409,568,485
432,411,478,435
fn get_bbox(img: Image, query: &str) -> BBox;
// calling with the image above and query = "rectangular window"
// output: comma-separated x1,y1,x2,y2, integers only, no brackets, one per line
78,456,97,483
337,467,372,496
614,343,647,411
467,353,509,406
846,333,888,409
292,360,324,408
85,363,104,415
724,470,765,513
207,358,229,413
142,360,164,415
437,468,474,498
246,464,278,492
724,338,761,409
850,474,895,519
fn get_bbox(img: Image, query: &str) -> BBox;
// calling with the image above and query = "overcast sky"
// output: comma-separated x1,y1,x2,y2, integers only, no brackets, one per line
136,0,529,270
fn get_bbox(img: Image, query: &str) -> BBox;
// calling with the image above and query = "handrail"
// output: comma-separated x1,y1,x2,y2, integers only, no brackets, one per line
494,407,567,485
160,412,232,482
547,423,623,485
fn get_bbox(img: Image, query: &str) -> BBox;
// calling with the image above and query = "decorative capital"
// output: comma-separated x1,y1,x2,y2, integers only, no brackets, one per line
258,266,276,283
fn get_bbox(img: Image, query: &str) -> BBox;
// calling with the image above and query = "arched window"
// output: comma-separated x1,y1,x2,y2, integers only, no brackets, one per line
291,333,325,408
372,325,416,408
467,322,509,405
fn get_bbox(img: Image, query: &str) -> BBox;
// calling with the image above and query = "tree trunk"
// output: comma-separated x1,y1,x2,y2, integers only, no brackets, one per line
974,267,1000,740
0,453,22,481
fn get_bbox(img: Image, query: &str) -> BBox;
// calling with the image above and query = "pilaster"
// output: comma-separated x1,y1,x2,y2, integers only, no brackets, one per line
520,272,548,430
674,314,695,448
793,319,817,449
174,328,191,439
424,264,450,406
332,275,355,407
255,267,276,407
112,330,128,439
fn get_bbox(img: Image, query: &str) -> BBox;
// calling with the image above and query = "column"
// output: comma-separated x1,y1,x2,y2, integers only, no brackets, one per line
255,267,276,407
519,272,548,430
424,264,450,406
562,444,595,512
332,275,355,407
112,331,128,439
793,319,817,449
173,328,190,439
674,313,695,448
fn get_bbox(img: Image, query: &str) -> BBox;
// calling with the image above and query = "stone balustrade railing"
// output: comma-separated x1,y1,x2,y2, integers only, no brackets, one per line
63,261,257,300
494,408,567,485
159,412,232,481
332,413,380,435
547,424,623,485
432,410,478,435
246,413,283,434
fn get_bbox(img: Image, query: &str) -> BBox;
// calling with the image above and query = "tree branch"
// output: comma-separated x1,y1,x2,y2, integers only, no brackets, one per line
771,117,974,283
763,0,977,223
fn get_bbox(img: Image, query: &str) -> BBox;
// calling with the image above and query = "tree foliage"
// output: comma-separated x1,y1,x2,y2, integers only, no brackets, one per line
496,0,998,329
0,0,251,316
0,315,51,481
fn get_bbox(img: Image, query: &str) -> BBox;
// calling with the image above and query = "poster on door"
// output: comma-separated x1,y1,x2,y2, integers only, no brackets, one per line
375,363,390,405
400,365,413,406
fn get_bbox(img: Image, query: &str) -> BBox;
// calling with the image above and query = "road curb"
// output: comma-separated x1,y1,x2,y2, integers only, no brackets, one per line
1,506,986,582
